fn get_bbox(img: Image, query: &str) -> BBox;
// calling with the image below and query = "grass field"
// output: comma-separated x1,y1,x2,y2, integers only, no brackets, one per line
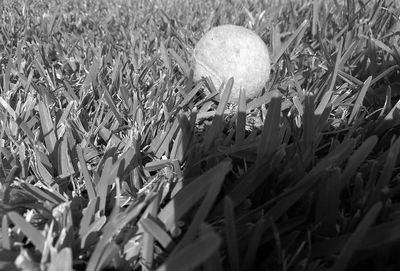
1,0,400,270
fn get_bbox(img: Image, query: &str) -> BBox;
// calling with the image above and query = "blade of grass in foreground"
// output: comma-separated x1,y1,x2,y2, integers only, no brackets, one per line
315,168,341,236
340,135,377,189
158,157,231,231
86,201,147,271
224,197,240,271
2,216,10,250
257,92,282,161
156,231,221,271
141,214,175,251
242,216,266,270
329,202,382,271
48,247,73,271
368,136,400,206
8,212,45,253
312,218,400,257
171,159,231,253
265,139,355,224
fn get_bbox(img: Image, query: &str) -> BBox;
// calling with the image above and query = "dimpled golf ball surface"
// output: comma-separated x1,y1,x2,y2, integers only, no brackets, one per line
193,24,271,102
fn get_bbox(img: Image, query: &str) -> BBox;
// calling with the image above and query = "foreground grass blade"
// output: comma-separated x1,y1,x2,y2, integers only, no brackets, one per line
141,215,175,251
312,218,400,257
224,197,240,271
156,231,221,271
257,92,282,161
158,159,231,230
242,216,266,270
172,159,231,253
48,247,73,271
8,212,45,253
368,136,400,206
141,194,161,268
329,202,382,271
341,135,377,189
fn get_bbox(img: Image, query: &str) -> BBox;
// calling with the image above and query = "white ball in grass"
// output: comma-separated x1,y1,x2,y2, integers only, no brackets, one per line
193,24,271,103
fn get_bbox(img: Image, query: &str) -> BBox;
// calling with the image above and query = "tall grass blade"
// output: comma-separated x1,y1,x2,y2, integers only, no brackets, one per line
329,202,382,271
8,212,45,253
156,231,221,271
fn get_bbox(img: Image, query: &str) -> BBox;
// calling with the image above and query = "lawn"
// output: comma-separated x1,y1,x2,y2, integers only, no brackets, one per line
1,0,400,270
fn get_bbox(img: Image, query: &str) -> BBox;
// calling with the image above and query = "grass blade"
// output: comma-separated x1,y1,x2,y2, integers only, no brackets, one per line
224,197,240,271
158,157,231,231
8,212,45,253
329,202,382,271
348,76,372,124
156,231,221,271
257,92,282,161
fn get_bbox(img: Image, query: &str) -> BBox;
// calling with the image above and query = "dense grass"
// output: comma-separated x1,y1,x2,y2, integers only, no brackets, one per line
1,0,400,270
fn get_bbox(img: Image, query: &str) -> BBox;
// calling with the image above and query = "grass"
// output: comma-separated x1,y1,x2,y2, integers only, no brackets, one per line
1,0,400,270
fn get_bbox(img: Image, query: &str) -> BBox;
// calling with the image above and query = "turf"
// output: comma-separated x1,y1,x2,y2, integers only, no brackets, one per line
1,0,400,270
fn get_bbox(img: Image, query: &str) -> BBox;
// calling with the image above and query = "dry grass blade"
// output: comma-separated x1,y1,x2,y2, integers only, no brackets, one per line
156,231,221,271
329,202,382,271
